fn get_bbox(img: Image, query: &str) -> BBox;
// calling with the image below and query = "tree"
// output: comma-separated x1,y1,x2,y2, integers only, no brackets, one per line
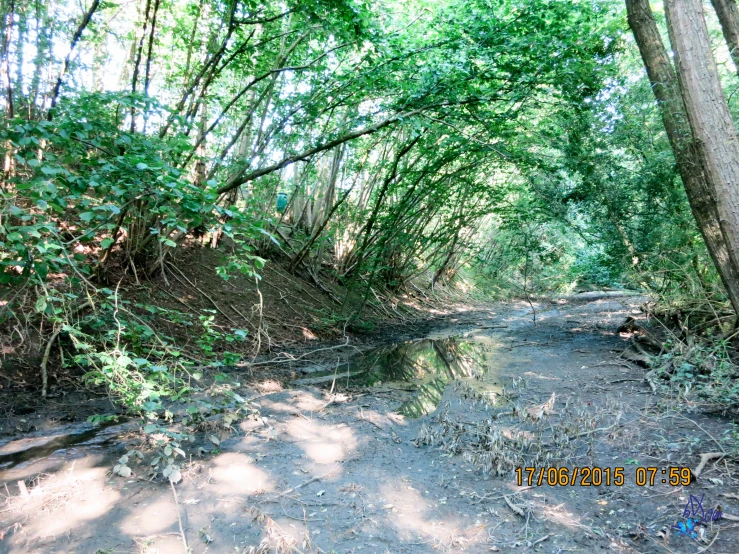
663,0,739,314
710,0,739,79
626,0,739,313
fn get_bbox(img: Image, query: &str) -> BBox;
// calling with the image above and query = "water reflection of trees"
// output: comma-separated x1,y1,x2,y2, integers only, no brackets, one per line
354,338,488,417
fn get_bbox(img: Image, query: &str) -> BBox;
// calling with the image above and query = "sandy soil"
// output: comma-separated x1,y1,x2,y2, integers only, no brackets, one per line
1,294,738,554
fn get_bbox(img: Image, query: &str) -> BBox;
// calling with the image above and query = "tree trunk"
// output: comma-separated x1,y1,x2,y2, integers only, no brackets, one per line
665,0,739,313
710,0,739,78
1,0,15,118
47,0,101,117
626,0,739,313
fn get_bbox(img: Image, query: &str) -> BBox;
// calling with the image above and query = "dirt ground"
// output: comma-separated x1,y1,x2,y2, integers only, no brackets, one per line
1,294,739,554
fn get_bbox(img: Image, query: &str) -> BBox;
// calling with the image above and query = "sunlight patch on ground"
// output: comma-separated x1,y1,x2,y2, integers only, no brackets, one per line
120,496,177,536
208,452,274,495
12,466,120,542
286,418,357,465
378,480,488,550
533,498,587,530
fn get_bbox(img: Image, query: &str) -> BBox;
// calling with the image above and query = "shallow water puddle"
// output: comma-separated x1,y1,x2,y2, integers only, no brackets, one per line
295,334,513,417
0,419,129,482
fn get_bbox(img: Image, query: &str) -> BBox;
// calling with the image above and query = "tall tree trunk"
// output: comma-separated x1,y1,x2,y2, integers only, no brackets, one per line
1,0,15,118
29,0,47,114
665,0,739,315
626,0,739,313
710,0,739,78
129,0,152,132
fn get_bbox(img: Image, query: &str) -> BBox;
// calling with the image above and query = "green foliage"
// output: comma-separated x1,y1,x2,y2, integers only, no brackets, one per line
196,312,248,363
4,0,738,413
653,337,739,409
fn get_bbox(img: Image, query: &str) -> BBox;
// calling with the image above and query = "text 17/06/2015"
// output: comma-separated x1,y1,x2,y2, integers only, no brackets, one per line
515,466,692,487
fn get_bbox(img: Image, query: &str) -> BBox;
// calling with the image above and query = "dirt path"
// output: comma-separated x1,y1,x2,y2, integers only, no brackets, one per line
1,295,738,553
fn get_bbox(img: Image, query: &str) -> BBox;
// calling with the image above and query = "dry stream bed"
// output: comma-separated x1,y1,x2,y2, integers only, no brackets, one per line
1,294,738,553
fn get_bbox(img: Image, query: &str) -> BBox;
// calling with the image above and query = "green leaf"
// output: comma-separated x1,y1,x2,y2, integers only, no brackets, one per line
100,238,115,250
35,297,47,313
136,163,149,170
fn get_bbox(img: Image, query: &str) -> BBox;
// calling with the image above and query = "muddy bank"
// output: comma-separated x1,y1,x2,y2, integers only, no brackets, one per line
1,294,738,553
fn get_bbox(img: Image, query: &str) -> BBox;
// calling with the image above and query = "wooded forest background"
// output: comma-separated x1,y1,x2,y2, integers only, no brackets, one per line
3,0,739,411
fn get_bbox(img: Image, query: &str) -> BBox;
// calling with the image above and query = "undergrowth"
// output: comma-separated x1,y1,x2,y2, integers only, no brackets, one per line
631,258,739,412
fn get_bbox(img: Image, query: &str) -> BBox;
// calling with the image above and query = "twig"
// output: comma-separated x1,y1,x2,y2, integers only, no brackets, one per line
170,480,188,553
243,337,358,367
268,465,340,500
40,327,61,398
693,452,725,479
674,414,725,453
503,494,526,517
470,486,532,504
251,275,267,361
532,533,551,547
696,528,719,553
317,358,341,412
229,304,257,331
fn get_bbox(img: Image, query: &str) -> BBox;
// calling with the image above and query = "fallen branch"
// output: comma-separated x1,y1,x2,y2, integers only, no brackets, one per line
674,414,725,453
693,452,725,479
268,464,340,500
170,480,188,553
696,528,719,553
243,337,358,367
39,299,93,398
644,370,658,393
40,328,61,398
503,494,526,517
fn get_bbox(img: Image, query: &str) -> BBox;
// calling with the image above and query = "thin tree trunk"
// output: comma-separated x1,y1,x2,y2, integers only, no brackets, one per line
626,0,739,313
1,0,15,118
710,0,739,78
182,0,204,89
29,0,47,113
129,0,152,132
47,0,101,117
288,147,347,272
13,7,25,110
143,0,160,96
